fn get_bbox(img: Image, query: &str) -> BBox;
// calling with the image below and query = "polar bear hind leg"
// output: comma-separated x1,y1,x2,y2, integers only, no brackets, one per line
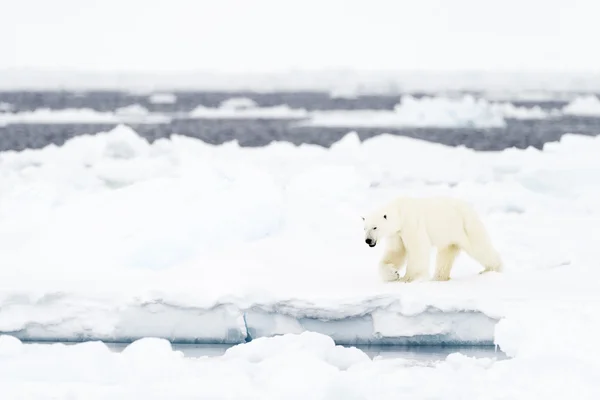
433,244,460,281
460,208,503,274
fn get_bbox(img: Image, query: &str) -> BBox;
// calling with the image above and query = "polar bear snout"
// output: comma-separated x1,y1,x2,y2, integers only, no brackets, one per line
365,238,376,247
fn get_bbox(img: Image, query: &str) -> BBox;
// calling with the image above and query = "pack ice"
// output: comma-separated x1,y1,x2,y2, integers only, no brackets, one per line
0,124,599,348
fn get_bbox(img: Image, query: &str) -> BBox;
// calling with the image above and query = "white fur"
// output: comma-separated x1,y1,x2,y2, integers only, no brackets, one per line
362,196,502,282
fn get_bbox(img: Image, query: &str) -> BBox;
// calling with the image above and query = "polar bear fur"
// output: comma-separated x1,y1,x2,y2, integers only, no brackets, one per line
362,196,502,282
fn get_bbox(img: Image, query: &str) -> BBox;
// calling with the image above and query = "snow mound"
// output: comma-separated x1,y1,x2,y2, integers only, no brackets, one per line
148,92,177,104
329,88,359,99
223,331,370,369
393,95,505,127
219,97,259,110
114,104,151,116
121,337,181,359
563,95,600,116
0,331,597,399
0,335,23,357
494,102,560,120
189,97,308,119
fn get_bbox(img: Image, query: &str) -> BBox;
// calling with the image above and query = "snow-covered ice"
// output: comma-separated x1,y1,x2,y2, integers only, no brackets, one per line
187,94,560,125
304,95,559,129
147,92,177,104
114,104,155,117
482,90,578,102
189,97,308,119
563,95,600,116
2,94,594,130
494,101,561,120
0,106,171,125
219,97,260,110
1,123,600,397
1,124,600,349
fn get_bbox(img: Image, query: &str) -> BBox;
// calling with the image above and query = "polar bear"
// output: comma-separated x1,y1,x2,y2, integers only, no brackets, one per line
362,196,502,282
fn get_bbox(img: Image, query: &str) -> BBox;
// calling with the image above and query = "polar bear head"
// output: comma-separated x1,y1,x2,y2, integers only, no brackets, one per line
361,208,396,247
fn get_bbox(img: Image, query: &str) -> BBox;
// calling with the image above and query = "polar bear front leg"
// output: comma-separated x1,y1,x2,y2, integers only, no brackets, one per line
378,236,406,282
399,226,431,282
400,249,430,282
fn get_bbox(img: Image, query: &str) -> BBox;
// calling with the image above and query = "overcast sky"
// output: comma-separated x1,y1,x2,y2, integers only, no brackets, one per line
1,0,598,73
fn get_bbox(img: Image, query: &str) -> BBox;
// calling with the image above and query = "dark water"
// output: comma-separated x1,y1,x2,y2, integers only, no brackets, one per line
1,90,599,152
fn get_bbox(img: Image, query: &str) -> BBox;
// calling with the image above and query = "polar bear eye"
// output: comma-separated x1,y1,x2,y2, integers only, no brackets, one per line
383,215,387,219
373,227,377,230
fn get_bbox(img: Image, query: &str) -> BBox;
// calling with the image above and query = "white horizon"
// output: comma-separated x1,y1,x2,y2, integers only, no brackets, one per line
1,0,598,74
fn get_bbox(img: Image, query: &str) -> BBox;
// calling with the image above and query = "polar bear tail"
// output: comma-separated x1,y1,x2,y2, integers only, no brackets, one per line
460,205,503,273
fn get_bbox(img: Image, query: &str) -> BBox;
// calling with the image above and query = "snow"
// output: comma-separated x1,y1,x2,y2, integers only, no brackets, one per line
304,95,559,128
0,106,171,125
147,92,177,104
494,102,560,120
562,95,600,116
0,124,600,349
114,104,152,116
189,98,308,119
187,95,562,125
0,95,568,129
219,97,259,110
1,124,600,396
0,331,598,399
482,90,578,102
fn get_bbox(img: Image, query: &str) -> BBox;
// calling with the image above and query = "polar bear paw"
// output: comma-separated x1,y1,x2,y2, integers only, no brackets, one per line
399,274,416,283
399,273,428,283
379,263,400,282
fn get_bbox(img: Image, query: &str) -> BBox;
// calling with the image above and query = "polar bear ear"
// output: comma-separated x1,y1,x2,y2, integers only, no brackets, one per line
383,215,387,219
